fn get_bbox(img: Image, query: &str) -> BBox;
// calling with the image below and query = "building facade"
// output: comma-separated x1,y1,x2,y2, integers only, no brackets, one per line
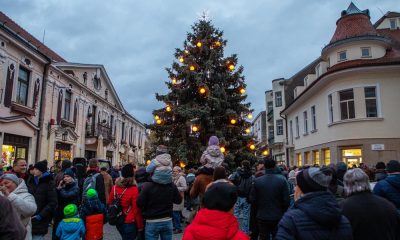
0,12,146,167
251,111,267,156
281,4,400,167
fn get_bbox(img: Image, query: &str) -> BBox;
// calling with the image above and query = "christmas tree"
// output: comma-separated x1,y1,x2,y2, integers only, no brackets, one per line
147,17,255,168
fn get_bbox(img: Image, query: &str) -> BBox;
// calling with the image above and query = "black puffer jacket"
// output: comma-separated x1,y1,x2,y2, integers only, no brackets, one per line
27,173,58,235
276,191,353,240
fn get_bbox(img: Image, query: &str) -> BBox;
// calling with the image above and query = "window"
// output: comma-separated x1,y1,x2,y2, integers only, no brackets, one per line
268,126,274,138
303,111,308,134
361,47,371,58
64,91,71,120
390,19,397,30
328,94,333,123
105,89,108,101
276,119,283,135
295,116,299,138
297,153,302,167
327,57,330,68
16,67,30,106
323,149,331,165
121,122,125,141
342,148,362,168
311,106,316,131
313,150,320,165
339,89,355,120
338,51,347,61
275,91,282,107
316,64,320,78
289,120,293,144
267,101,273,112
304,152,310,165
304,77,308,87
365,87,377,117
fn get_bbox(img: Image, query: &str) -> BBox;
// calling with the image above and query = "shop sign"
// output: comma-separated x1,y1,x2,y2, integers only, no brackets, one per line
371,144,385,151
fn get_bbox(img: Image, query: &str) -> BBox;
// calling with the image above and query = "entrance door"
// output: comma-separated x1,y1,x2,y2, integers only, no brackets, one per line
85,150,96,160
342,148,362,168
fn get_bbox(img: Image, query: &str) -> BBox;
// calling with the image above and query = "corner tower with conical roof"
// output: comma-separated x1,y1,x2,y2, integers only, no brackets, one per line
322,2,391,67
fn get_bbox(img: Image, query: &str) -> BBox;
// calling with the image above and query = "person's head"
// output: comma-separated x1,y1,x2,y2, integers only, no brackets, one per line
114,165,120,171
88,159,99,169
28,164,34,175
241,160,251,171
375,161,386,170
64,204,78,218
173,166,182,176
263,157,276,170
256,161,264,171
63,168,75,184
61,160,72,171
213,166,227,181
55,160,62,169
13,158,27,174
295,167,332,201
202,182,237,212
343,168,371,196
33,160,48,176
122,164,135,178
0,174,20,192
208,136,219,146
100,167,107,172
135,167,149,183
156,145,168,155
386,160,400,174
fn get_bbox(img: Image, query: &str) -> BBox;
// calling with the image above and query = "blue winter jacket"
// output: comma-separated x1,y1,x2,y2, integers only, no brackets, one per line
276,191,353,240
373,174,400,210
56,216,85,240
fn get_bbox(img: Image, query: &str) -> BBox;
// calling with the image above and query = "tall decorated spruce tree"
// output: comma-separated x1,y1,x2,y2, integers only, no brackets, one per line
148,18,255,168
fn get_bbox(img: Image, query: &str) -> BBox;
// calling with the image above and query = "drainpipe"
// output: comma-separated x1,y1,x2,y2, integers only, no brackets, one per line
280,112,290,167
35,60,50,163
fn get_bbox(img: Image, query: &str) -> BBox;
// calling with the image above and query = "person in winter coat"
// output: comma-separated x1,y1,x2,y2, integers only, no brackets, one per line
146,145,173,184
341,168,400,240
183,182,249,240
206,166,232,191
135,167,150,192
373,160,400,211
190,167,214,201
56,204,85,240
0,174,37,240
7,158,29,182
185,168,196,211
249,158,289,239
276,167,353,240
374,162,387,182
53,169,80,240
80,189,107,240
109,164,144,240
0,195,27,240
54,160,72,186
84,159,106,205
336,162,347,197
249,163,265,240
199,136,224,169
230,160,254,234
100,167,113,202
172,166,187,234
137,168,182,240
27,160,57,240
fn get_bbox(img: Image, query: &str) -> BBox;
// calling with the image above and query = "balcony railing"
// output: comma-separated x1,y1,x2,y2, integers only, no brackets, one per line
267,110,274,122
86,123,114,141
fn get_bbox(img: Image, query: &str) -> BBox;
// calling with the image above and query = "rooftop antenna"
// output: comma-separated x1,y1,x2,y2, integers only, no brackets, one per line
42,29,45,44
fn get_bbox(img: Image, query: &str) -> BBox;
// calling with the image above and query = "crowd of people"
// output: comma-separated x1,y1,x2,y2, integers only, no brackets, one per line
0,135,399,240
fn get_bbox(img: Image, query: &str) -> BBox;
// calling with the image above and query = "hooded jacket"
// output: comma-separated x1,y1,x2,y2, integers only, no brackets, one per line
147,153,173,172
276,191,353,240
183,208,249,240
0,195,27,240
200,145,224,169
7,180,37,240
373,174,400,210
56,216,85,240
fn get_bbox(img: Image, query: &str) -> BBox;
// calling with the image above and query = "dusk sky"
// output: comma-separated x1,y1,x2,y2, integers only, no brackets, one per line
1,0,398,124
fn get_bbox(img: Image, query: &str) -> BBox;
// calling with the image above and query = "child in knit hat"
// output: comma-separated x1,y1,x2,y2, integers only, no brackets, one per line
56,204,85,240
79,189,106,240
146,145,173,184
200,136,224,169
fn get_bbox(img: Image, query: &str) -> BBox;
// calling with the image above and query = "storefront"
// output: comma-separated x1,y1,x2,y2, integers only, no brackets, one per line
106,151,113,162
1,133,29,166
342,148,362,168
54,142,72,161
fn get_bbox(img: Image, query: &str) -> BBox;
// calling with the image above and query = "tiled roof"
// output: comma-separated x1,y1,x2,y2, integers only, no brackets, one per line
330,14,377,44
374,12,400,28
377,29,400,48
0,11,65,62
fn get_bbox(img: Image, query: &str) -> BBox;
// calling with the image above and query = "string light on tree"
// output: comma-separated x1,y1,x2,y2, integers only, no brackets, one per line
214,41,221,47
184,50,189,54
191,125,199,132
230,118,237,125
179,57,184,63
146,160,151,165
156,119,162,125
196,41,202,47
172,78,177,85
199,87,207,95
262,150,269,156
245,128,251,134
239,87,246,95
249,144,256,150
220,146,226,153
154,115,160,120
179,161,186,168
166,105,172,112
247,113,253,119
228,64,235,71
190,65,196,71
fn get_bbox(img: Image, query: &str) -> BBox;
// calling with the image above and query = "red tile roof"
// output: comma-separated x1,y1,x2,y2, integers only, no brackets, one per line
330,14,377,44
374,12,400,28
377,29,400,48
0,11,65,62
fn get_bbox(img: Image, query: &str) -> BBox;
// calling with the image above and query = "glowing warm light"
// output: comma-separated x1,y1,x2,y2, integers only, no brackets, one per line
179,57,184,63
245,128,250,134
199,87,206,94
230,119,237,124
156,119,162,125
262,150,269,156
240,88,246,94
220,147,226,153
172,78,177,85
166,106,172,112
184,50,189,54
146,160,151,165
179,161,186,168
196,42,202,47
190,65,195,71
192,125,199,132
215,41,221,47
154,115,160,120
250,144,256,150
247,113,253,119
229,64,235,71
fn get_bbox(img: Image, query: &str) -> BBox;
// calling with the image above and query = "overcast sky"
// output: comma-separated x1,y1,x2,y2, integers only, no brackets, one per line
1,0,398,124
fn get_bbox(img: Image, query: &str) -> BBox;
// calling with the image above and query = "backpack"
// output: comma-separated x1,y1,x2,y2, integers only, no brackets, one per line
236,174,255,199
82,173,100,201
107,187,131,226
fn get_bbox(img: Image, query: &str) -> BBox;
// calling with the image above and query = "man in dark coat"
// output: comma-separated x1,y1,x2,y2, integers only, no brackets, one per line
373,160,400,211
27,160,57,239
249,158,290,240
84,159,106,205
276,167,353,240
341,168,400,240
0,195,26,240
6,158,29,182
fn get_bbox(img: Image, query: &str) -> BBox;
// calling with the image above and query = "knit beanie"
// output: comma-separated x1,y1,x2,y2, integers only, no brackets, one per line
386,160,400,173
135,167,149,183
296,167,332,194
122,164,134,178
202,182,237,212
208,136,219,146
61,160,72,171
34,160,48,173
64,168,75,179
156,145,168,155
87,189,98,199
0,173,20,186
64,204,78,217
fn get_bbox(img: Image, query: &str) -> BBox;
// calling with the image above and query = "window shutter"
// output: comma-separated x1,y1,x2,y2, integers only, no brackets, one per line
4,63,15,107
57,90,63,124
